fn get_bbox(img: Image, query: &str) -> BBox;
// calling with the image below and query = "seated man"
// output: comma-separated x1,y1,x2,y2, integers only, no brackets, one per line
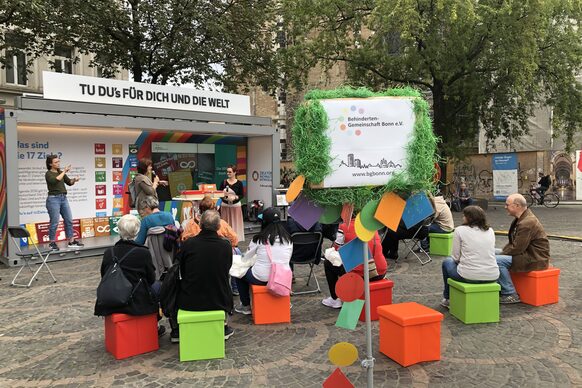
454,182,474,211
495,193,550,303
135,196,176,245
535,172,552,203
420,195,454,250
172,210,234,342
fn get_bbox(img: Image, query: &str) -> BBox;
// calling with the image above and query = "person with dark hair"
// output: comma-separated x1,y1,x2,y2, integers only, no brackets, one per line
173,210,234,342
45,155,83,251
453,182,474,211
135,196,176,245
234,207,293,315
219,165,245,242
535,172,552,203
134,158,167,214
440,205,499,308
322,219,388,309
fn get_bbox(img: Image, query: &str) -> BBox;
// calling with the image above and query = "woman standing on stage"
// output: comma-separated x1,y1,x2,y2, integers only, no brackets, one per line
45,155,83,251
219,165,245,242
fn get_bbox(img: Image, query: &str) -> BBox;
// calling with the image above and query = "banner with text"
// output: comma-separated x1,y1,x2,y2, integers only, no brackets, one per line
43,72,251,115
492,153,518,200
18,127,139,224
320,97,415,188
247,137,273,208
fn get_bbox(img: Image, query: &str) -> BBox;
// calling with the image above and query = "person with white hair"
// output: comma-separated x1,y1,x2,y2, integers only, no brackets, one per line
94,214,159,319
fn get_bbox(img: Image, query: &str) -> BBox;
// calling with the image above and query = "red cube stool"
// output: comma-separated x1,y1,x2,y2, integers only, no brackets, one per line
378,302,443,367
359,278,394,321
251,285,291,324
510,267,560,306
104,313,159,360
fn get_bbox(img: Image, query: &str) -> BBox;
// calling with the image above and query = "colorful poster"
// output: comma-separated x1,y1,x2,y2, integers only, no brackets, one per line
320,97,415,188
112,144,123,155
35,219,81,242
492,153,518,200
80,218,95,238
95,171,106,182
112,171,122,182
95,185,106,196
168,171,194,198
94,217,110,237
112,157,123,168
94,143,106,154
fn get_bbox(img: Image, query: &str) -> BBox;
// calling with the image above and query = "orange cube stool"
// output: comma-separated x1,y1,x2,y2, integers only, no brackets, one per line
251,285,291,324
104,313,159,360
510,267,560,306
358,279,394,322
378,302,444,367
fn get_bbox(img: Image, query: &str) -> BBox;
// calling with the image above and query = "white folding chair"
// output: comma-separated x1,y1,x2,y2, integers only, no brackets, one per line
399,217,434,266
8,227,57,287
290,232,323,295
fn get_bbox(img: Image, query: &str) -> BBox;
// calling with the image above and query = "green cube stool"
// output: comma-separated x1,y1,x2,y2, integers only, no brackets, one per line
177,309,225,361
448,279,500,324
429,233,453,256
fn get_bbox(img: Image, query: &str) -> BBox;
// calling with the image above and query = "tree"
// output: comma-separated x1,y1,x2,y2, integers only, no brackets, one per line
49,0,279,87
280,0,582,156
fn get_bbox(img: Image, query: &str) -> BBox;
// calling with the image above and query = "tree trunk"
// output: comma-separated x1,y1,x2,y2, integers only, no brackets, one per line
431,79,448,151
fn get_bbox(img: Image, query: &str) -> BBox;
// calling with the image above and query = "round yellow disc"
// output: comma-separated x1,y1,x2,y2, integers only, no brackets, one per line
328,342,359,367
286,175,305,203
354,213,375,242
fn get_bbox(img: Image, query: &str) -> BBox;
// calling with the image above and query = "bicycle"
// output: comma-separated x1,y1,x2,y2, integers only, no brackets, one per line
522,187,559,208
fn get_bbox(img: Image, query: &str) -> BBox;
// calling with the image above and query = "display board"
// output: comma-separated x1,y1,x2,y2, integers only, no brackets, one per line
320,97,415,188
247,137,273,207
492,153,518,200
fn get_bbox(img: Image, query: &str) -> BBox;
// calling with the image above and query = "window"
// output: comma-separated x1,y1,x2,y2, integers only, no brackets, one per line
5,51,27,85
53,46,73,74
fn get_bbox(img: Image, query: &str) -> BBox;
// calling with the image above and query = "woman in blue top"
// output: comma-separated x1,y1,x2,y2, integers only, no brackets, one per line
135,196,176,245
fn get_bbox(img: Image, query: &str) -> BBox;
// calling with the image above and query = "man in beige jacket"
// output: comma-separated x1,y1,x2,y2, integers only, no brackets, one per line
495,193,550,303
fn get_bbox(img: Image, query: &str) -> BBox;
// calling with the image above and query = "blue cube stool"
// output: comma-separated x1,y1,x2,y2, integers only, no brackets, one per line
448,279,500,324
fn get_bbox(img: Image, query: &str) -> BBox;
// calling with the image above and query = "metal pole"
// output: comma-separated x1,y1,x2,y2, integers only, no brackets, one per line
362,241,374,387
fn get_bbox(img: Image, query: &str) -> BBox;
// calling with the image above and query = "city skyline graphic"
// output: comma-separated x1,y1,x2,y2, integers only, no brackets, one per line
338,153,403,169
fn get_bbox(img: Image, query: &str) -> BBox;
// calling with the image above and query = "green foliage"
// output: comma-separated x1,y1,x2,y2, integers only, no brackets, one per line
280,0,582,155
292,86,438,211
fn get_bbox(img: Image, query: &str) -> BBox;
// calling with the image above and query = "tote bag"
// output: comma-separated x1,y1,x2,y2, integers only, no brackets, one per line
265,243,293,297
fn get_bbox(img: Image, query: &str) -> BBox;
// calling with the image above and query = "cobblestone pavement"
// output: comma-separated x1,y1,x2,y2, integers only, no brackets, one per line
0,205,580,387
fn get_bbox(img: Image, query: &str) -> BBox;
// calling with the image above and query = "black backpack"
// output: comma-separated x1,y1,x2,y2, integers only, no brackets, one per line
159,260,181,318
96,247,141,308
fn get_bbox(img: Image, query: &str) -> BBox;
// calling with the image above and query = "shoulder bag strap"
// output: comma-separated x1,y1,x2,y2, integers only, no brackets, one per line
112,247,139,265
264,242,273,264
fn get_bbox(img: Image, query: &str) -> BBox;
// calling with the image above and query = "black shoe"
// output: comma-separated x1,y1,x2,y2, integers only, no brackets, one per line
224,326,235,340
157,324,166,337
49,242,60,251
68,240,84,248
170,330,179,343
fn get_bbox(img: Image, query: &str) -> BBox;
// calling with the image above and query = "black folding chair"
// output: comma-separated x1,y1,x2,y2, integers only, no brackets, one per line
8,227,57,287
290,232,323,295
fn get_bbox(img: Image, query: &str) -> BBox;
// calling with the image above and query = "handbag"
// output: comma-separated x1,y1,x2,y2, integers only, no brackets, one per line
96,247,140,308
229,254,249,279
265,243,293,297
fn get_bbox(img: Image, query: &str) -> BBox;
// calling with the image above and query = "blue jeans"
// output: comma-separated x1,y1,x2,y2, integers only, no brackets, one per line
442,257,494,299
421,223,448,250
46,194,74,242
495,255,517,295
235,268,267,306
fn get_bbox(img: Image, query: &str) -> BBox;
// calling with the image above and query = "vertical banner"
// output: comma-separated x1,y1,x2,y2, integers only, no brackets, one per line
214,144,237,186
247,137,273,208
0,108,6,255
492,153,518,200
576,150,582,201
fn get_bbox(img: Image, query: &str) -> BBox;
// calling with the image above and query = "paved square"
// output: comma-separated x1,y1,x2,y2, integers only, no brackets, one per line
0,205,580,387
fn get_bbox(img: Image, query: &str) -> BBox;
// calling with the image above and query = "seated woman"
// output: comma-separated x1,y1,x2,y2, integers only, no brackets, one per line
94,214,158,318
441,205,499,308
182,195,238,247
135,196,176,245
322,219,388,309
453,182,474,211
234,207,293,315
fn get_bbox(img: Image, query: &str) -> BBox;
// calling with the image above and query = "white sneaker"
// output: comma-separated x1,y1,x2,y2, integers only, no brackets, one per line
440,298,450,309
322,297,343,309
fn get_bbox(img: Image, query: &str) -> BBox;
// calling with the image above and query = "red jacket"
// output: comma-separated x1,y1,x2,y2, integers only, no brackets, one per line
335,221,387,277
